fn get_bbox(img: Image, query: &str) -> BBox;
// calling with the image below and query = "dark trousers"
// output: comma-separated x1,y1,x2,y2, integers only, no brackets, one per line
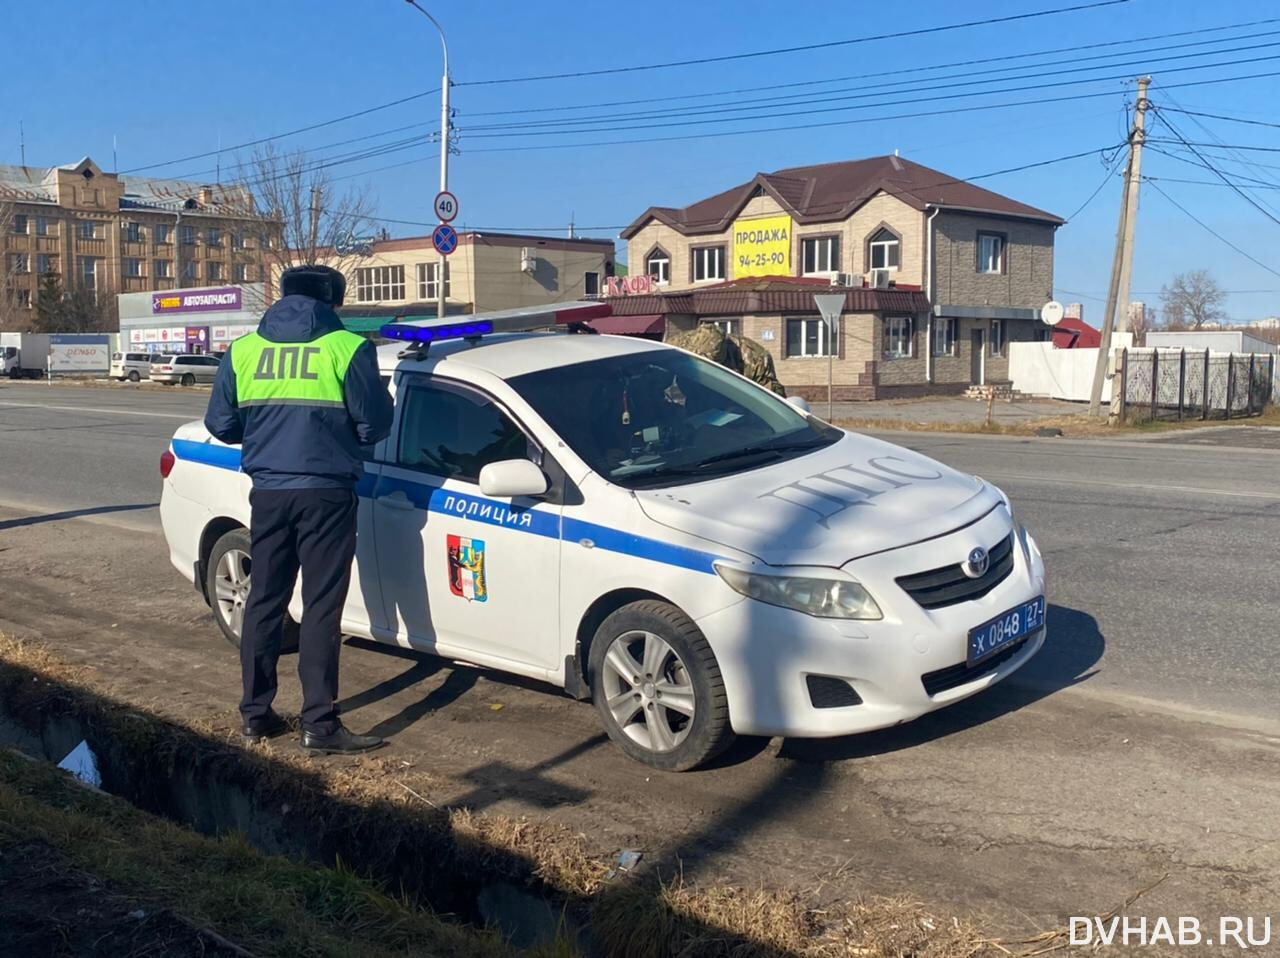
240,487,357,735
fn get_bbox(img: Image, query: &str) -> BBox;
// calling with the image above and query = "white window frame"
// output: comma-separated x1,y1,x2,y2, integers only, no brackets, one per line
81,256,99,289
646,249,671,285
990,319,1006,356
869,229,901,271
415,262,451,300
10,253,29,274
34,217,49,237
155,259,172,279
932,317,957,357
124,222,142,243
78,221,98,240
180,225,197,246
977,233,1004,274
801,235,840,275
692,245,725,283
883,316,914,359
207,261,223,281
11,214,27,235
357,264,406,303
154,224,171,244
785,316,834,358
206,227,222,248
708,318,741,337
124,257,143,278
584,271,600,296
233,263,247,282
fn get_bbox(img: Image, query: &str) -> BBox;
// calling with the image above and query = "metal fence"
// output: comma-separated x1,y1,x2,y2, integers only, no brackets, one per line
1118,348,1275,422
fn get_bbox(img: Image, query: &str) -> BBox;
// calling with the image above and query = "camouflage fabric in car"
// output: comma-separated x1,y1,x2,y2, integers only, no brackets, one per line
667,323,787,397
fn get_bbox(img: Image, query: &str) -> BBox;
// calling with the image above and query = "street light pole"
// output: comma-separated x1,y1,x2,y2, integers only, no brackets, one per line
406,1,451,320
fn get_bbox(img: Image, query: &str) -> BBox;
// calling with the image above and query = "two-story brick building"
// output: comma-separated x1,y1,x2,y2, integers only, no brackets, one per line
608,155,1062,400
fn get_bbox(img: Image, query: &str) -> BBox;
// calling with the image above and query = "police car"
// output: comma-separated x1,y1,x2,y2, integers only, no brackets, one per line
159,302,1047,771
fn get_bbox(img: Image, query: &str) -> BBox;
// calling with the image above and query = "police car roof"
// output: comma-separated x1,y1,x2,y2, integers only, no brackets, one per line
377,331,668,381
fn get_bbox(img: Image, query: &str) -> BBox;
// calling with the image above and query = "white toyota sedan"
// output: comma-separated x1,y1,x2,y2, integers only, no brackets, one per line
159,304,1047,771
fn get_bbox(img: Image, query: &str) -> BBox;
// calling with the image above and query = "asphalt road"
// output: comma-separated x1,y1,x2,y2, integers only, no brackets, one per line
1,380,1277,936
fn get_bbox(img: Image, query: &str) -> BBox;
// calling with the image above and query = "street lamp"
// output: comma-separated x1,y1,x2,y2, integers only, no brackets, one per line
405,0,451,322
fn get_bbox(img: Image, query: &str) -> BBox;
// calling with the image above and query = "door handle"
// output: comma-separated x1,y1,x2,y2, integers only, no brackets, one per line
377,492,415,511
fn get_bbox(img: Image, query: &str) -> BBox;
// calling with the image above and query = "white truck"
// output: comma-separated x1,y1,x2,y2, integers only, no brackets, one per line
0,333,51,379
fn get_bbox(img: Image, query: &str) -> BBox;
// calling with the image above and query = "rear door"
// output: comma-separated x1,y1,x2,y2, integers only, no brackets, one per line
371,374,563,674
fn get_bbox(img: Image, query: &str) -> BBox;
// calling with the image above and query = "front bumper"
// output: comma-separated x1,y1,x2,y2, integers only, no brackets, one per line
149,373,182,383
696,508,1047,738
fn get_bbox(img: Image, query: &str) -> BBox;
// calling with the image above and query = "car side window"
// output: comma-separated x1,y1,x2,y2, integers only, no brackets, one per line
397,380,533,483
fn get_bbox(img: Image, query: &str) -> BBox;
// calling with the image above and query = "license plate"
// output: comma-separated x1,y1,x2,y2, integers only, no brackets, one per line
967,596,1045,666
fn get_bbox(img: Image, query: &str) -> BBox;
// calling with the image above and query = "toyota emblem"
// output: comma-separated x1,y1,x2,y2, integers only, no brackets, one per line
963,546,989,579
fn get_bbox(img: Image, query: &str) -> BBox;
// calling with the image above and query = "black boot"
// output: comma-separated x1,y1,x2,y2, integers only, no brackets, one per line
242,710,288,743
301,724,385,755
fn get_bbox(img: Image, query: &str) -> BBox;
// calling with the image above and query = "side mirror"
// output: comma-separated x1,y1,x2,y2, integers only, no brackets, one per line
786,395,811,414
478,459,548,498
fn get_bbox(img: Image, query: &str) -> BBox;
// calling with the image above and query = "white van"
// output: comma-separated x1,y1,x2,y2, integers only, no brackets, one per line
111,352,154,382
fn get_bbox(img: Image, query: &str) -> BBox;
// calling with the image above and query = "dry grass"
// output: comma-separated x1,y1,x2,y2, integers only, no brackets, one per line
0,634,1120,958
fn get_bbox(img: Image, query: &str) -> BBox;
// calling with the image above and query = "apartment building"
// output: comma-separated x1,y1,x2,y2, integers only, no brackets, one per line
611,155,1063,399
274,231,615,329
2,156,268,323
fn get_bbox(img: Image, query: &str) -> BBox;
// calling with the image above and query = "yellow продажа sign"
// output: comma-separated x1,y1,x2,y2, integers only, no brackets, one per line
732,214,792,278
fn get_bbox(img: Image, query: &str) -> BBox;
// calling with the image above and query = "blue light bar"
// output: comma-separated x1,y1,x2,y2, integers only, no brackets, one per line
380,320,494,343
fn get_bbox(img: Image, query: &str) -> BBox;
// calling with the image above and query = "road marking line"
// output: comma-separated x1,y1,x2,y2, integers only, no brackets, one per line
989,472,1280,501
0,400,194,421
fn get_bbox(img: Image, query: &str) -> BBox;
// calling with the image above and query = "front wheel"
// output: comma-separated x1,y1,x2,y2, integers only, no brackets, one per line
588,600,734,772
206,528,298,653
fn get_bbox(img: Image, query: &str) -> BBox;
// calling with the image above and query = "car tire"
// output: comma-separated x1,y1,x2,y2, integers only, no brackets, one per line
128,371,140,383
180,373,196,387
588,600,735,772
206,528,299,654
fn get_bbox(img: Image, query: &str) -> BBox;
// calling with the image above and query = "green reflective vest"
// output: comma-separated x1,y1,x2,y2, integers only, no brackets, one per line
230,330,366,408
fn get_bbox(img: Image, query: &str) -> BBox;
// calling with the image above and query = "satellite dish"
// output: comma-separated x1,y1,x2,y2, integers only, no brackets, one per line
1041,300,1065,326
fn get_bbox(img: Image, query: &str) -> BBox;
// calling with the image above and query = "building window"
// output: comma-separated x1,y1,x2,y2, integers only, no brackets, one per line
206,227,222,248
784,317,833,358
15,288,31,308
357,264,406,303
36,254,54,274
883,316,914,359
124,222,142,243
155,224,171,244
584,271,600,296
155,259,172,279
124,258,143,278
977,232,1005,274
707,318,741,337
932,317,957,357
868,228,900,271
180,226,197,246
645,248,670,285
181,259,197,282
415,262,450,300
207,261,223,281
232,232,246,250
81,256,100,290
11,214,27,234
233,263,247,282
9,253,29,274
34,217,49,237
691,246,725,282
78,221,98,240
801,236,840,275
990,319,1006,355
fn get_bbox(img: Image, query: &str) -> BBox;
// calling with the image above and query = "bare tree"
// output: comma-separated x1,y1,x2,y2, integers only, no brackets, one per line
237,145,377,297
1128,303,1152,345
1160,269,1227,329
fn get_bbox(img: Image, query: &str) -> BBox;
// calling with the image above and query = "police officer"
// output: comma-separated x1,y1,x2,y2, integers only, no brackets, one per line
204,265,394,754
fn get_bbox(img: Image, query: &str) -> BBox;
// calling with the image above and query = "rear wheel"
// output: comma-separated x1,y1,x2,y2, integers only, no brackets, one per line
127,370,140,383
206,528,298,653
588,600,734,772
180,373,196,387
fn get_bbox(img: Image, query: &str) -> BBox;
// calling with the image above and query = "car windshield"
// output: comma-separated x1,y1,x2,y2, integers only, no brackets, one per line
508,349,841,489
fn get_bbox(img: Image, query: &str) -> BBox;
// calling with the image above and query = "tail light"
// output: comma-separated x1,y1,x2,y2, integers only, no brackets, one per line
158,365,173,372
160,449,176,478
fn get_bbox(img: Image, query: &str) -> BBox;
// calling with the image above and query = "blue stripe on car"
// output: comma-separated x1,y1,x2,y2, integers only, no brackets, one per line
170,439,719,574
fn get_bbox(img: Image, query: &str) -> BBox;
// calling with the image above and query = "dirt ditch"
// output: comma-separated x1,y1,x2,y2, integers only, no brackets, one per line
0,638,1053,957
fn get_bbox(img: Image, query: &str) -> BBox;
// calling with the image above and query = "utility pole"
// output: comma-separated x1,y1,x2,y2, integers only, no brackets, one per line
1089,76,1151,418
309,186,322,262
407,2,451,320
1114,76,1150,335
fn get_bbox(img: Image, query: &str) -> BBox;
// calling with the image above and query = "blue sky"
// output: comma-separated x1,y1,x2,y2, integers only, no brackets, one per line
6,0,1280,321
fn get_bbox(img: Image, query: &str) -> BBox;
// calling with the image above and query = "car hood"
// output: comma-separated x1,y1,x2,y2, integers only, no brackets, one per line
633,431,1000,567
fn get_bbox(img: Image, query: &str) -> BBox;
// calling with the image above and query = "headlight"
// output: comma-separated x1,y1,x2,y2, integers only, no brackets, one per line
995,486,1030,562
714,564,882,620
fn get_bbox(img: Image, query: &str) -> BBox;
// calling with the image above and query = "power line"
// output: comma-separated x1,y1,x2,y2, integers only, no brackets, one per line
1154,106,1280,130
1144,179,1280,279
1145,175,1280,190
461,18,1280,120
1148,137,1280,153
1065,152,1126,220
454,0,1131,86
1144,145,1280,189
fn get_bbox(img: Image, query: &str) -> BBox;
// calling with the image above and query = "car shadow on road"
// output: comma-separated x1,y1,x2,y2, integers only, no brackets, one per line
777,602,1104,764
0,502,158,531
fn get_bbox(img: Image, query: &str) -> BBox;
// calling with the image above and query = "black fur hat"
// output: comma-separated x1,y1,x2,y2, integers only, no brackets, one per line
281,265,347,306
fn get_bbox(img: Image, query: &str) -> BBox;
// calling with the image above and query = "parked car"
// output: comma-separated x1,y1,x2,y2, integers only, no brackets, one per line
149,354,220,386
111,352,155,382
158,303,1046,771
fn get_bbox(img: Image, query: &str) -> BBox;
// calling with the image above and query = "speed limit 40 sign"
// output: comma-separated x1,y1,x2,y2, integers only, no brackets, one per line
433,191,458,223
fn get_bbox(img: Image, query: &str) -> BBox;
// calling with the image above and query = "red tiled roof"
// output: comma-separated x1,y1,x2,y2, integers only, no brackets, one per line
1051,317,1101,348
605,278,928,316
622,155,1063,239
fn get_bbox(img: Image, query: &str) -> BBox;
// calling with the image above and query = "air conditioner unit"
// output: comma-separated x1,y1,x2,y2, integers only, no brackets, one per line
870,269,891,289
520,248,537,273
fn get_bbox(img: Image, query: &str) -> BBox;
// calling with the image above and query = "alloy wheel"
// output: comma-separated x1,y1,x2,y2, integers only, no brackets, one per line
214,548,251,638
599,629,696,752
